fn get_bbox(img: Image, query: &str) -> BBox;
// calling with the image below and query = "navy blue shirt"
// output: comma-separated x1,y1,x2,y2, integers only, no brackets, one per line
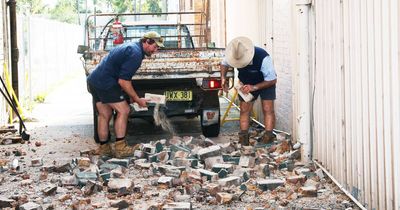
87,42,145,90
238,47,271,85
222,47,277,85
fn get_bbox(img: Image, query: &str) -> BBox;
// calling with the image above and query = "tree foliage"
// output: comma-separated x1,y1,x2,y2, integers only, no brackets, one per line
49,0,79,24
17,0,47,14
143,0,161,13
16,0,163,23
109,0,131,13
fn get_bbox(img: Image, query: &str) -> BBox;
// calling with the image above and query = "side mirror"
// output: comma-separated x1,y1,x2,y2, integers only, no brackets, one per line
77,45,89,54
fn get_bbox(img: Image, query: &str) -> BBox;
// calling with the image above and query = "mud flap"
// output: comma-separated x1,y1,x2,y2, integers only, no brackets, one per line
201,109,219,126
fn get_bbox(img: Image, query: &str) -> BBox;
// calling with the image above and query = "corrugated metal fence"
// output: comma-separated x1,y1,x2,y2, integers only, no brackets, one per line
311,1,399,209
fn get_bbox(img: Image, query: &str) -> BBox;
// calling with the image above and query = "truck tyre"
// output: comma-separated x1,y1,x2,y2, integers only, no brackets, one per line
200,90,220,137
200,110,220,137
92,98,100,143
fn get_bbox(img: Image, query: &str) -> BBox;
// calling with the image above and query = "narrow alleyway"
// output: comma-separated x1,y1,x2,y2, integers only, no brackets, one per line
0,75,360,210
28,73,93,139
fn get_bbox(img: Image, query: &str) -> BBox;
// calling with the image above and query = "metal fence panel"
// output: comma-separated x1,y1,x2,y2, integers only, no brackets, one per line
17,16,83,107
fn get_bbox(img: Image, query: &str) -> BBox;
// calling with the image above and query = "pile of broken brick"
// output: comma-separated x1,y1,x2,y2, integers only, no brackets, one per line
0,125,24,145
0,132,357,210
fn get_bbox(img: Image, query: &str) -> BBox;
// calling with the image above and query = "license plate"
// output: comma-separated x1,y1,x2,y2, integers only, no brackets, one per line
165,90,192,101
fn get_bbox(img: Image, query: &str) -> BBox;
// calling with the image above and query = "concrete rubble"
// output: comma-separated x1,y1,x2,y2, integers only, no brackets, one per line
0,131,360,210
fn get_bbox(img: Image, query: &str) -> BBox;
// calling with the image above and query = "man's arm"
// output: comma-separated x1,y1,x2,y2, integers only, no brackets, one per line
220,62,229,92
242,55,277,94
118,79,147,107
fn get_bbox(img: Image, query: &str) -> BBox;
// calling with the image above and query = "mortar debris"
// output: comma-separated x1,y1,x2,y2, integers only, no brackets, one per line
0,131,361,210
153,103,176,136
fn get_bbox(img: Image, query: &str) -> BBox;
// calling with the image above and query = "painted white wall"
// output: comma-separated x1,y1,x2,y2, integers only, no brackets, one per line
225,0,293,133
226,1,260,45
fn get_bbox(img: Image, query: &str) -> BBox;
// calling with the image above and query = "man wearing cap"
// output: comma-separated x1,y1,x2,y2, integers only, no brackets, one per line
220,36,277,146
87,31,164,158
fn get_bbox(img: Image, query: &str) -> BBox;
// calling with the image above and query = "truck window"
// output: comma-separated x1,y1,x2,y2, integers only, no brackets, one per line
104,25,194,51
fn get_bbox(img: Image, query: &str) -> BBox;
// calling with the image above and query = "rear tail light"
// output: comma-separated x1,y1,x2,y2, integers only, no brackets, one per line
202,78,222,89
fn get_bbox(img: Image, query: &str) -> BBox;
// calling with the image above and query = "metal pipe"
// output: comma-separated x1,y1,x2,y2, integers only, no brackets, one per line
221,95,291,136
295,0,312,161
313,160,367,210
7,0,19,98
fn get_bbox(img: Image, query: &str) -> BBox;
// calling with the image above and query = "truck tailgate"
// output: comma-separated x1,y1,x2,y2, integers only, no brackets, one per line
133,48,226,79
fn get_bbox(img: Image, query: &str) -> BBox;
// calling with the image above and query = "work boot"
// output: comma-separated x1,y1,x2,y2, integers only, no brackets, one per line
114,140,138,158
94,143,113,157
238,130,250,146
262,131,276,144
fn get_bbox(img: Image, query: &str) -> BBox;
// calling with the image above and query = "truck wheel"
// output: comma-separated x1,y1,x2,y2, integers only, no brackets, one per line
92,98,100,143
200,110,220,137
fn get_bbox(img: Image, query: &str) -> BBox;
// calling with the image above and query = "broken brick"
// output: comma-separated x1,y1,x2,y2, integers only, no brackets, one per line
218,176,240,187
299,186,318,197
61,175,78,186
197,169,218,181
108,178,133,192
162,202,192,210
0,196,14,208
75,172,97,186
42,184,57,196
158,176,174,187
257,179,285,191
211,163,234,173
286,175,306,184
203,183,220,196
31,158,43,167
77,157,91,167
82,180,103,196
19,202,42,210
110,199,130,209
197,145,221,160
204,156,224,169
173,150,189,159
216,192,233,204
106,158,130,168
239,156,255,168
54,163,73,173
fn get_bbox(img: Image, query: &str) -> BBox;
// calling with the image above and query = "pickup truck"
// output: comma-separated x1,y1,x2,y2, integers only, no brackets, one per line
78,11,234,140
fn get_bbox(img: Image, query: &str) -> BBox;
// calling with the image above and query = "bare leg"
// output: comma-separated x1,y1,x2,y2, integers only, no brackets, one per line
96,102,113,141
239,101,254,131
262,100,275,131
108,101,130,138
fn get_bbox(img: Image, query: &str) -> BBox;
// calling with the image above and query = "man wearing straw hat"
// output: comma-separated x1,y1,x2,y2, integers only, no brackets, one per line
220,36,277,146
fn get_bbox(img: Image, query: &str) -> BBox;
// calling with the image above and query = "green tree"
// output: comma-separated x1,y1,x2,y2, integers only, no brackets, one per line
107,0,131,13
49,0,79,24
143,0,161,13
17,0,46,14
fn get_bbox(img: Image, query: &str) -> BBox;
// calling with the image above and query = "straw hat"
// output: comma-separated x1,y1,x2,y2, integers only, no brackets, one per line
225,36,255,68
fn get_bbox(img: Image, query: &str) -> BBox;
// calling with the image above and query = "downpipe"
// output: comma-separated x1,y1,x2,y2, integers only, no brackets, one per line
295,0,312,161
7,0,19,98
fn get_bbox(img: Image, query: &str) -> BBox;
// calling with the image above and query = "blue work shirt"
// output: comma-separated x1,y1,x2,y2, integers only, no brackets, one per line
87,42,145,90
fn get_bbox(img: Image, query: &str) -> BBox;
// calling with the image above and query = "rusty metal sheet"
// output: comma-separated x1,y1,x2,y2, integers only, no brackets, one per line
84,48,230,78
